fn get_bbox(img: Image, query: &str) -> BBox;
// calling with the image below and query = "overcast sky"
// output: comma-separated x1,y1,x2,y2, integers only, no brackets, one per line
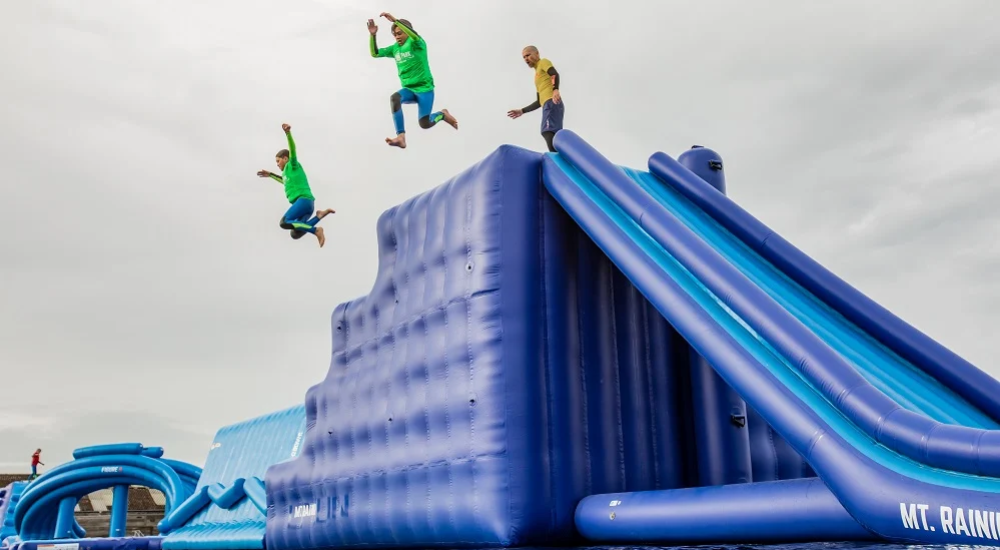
1,0,1000,472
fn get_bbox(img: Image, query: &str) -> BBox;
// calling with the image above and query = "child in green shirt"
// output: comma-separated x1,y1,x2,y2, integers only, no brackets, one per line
368,13,459,149
256,123,334,247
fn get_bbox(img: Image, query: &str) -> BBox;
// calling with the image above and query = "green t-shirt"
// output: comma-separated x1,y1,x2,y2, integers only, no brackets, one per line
280,132,314,203
371,25,435,93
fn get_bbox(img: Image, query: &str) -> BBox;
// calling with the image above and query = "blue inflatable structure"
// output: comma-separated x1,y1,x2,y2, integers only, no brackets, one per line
266,130,1000,548
5,444,200,550
161,405,306,550
0,482,27,545
8,130,1000,548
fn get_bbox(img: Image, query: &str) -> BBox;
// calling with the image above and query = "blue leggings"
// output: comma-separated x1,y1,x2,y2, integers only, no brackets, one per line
280,197,321,237
391,88,444,135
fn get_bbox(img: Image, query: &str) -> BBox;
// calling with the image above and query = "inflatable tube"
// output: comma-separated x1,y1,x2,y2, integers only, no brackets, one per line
159,486,211,533
242,477,267,516
575,477,872,543
647,151,1000,425
52,497,76,539
552,130,1000,478
207,479,246,510
20,476,140,540
160,460,203,485
15,456,189,532
72,444,146,459
109,485,130,537
657,146,753,486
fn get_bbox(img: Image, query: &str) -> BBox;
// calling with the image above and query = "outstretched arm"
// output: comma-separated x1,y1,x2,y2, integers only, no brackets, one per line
282,123,297,160
522,93,542,113
257,169,283,183
368,19,391,57
507,93,541,119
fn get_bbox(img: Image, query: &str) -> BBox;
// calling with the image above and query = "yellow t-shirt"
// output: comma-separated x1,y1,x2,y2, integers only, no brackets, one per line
534,58,555,106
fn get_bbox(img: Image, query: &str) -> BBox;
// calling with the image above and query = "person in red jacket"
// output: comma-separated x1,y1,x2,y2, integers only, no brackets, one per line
30,449,44,479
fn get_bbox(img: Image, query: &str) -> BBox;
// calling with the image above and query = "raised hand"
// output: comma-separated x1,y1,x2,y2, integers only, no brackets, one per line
367,18,378,35
257,169,271,178
379,12,396,22
282,123,291,133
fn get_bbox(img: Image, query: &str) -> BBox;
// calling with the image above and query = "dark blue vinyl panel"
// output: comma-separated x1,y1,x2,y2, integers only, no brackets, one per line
265,145,555,549
264,143,724,549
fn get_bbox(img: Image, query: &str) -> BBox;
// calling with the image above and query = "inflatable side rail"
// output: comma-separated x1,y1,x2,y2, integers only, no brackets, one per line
159,477,267,533
640,150,1000,478
647,151,1000,426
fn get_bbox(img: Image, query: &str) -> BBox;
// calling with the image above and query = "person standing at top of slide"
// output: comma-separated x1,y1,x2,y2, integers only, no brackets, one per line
507,46,564,153
368,12,459,149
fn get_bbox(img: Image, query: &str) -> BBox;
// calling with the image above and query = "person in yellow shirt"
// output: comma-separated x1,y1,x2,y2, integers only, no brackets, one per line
507,45,564,152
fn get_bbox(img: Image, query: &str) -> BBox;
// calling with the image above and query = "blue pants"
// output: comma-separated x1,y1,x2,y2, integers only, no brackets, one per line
280,197,321,238
31,464,37,476
392,88,444,134
541,98,565,134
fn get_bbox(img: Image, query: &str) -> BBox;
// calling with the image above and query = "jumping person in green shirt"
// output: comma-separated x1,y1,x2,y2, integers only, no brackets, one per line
368,12,458,149
256,123,334,248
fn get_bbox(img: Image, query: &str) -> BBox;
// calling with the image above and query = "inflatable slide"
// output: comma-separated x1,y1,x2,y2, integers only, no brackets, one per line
547,130,1000,545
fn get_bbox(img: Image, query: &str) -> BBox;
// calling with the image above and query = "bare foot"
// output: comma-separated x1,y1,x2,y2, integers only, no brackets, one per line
441,109,458,130
315,226,326,248
316,208,336,219
386,133,407,148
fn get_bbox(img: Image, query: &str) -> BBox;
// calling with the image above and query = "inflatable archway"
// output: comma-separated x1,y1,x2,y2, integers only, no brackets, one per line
13,444,201,542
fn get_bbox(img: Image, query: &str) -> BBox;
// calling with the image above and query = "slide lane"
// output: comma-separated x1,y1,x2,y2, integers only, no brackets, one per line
647,150,1000,428
542,130,1000,545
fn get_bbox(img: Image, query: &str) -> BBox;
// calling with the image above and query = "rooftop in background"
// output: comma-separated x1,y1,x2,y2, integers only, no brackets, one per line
0,474,166,512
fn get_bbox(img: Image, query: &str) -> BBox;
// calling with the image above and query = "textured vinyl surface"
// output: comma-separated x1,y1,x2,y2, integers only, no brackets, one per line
162,406,306,550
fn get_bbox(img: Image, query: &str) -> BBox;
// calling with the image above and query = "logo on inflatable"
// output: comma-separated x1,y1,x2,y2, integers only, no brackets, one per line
901,501,1000,541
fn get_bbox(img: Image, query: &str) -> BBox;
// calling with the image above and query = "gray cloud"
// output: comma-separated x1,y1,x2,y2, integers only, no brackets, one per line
2,0,1000,473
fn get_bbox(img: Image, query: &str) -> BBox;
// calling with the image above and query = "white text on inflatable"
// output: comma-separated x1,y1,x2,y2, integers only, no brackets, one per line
293,503,317,518
289,496,350,522
901,502,1000,540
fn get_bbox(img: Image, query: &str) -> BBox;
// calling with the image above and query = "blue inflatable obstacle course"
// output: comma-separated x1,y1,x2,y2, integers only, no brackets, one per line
7,443,201,549
7,130,1000,549
3,406,306,550
265,130,1000,548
